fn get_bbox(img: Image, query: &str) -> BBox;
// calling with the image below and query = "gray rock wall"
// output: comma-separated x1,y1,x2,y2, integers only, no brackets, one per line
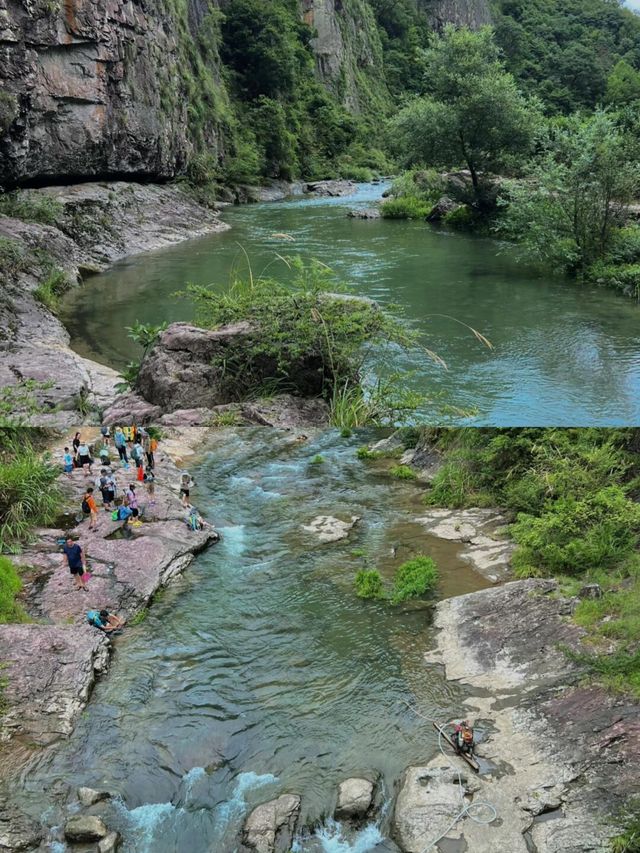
0,0,222,186
420,0,492,30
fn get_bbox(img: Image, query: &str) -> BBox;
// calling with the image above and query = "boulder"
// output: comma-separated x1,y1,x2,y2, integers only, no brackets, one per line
347,208,381,219
78,787,111,807
64,815,108,842
578,584,603,600
98,831,121,853
242,794,301,853
305,180,356,197
136,323,325,412
0,794,43,851
101,392,163,426
241,395,330,428
426,196,461,222
335,777,376,821
302,515,360,543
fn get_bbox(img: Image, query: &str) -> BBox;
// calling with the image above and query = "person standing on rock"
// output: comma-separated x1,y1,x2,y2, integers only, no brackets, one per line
114,428,129,465
98,469,116,510
82,487,99,530
77,440,94,474
72,432,81,466
141,430,154,469
178,472,195,508
62,537,88,591
100,425,110,446
63,446,74,477
131,438,144,471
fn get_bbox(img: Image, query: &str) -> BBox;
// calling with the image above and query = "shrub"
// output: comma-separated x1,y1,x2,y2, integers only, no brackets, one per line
380,196,431,219
0,441,60,549
443,205,476,230
587,261,640,299
355,568,385,600
310,454,324,465
0,237,27,277
356,446,382,460
34,268,72,313
339,165,374,182
0,557,26,623
391,555,439,603
0,191,62,226
390,464,416,480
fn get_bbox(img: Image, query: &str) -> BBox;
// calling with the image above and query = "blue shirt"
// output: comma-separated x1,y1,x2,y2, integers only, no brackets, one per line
63,543,83,569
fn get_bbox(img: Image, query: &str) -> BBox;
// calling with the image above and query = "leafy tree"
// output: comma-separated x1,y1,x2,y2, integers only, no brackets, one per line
606,59,640,105
389,26,539,199
498,111,640,274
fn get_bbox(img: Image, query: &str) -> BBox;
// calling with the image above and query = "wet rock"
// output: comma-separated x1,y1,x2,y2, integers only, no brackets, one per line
335,777,376,820
347,207,381,219
98,831,121,853
242,794,301,853
305,180,356,197
136,323,325,412
64,815,108,842
415,508,514,582
78,787,111,807
371,842,402,853
302,515,360,543
158,408,219,427
0,793,43,851
519,783,566,816
426,196,461,222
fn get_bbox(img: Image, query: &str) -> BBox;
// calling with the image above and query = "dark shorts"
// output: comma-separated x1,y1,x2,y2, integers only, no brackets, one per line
69,564,83,575
78,455,92,467
130,507,139,517
101,489,115,503
180,488,190,498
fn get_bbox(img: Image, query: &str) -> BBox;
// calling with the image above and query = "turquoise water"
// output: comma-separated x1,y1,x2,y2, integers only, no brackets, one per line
60,183,640,425
16,429,489,852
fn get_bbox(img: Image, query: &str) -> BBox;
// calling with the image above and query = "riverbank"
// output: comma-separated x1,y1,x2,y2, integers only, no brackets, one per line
0,427,219,840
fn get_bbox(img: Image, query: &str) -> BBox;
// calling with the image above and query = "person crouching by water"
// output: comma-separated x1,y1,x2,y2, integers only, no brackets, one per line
87,609,125,632
450,719,475,756
62,537,88,591
185,506,211,531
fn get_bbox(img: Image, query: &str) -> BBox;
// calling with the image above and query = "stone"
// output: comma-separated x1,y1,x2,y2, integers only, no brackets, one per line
426,196,461,222
347,207,381,219
242,794,301,853
302,515,360,543
335,777,376,820
78,786,111,807
305,179,356,197
64,815,108,842
98,831,121,853
578,584,603,599
101,392,163,427
136,323,325,413
0,793,43,851
241,395,330,428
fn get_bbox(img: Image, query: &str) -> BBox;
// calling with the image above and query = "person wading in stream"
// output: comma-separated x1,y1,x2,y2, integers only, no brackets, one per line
62,537,88,591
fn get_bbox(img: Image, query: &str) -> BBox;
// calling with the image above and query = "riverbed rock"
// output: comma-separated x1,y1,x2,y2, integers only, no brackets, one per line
241,395,330,428
101,392,164,427
0,791,43,852
64,815,108,842
98,831,121,853
418,579,640,852
242,794,301,853
426,196,461,222
347,207,381,219
136,322,325,413
302,515,360,543
78,787,111,807
305,180,356,197
0,625,110,757
335,777,376,821
414,508,514,582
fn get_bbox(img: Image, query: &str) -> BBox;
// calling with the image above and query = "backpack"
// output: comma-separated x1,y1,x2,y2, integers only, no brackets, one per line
81,497,90,514
87,610,102,627
111,510,119,521
100,476,108,489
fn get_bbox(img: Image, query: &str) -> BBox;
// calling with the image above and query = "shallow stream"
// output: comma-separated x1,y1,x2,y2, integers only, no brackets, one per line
60,183,640,424
16,429,491,852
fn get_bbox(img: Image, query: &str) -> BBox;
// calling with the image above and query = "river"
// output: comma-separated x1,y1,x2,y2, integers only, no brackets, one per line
59,183,640,424
16,429,490,852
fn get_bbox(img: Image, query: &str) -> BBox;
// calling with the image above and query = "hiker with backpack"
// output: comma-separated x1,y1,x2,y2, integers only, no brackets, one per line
82,487,98,530
131,439,144,470
98,469,116,510
114,428,129,464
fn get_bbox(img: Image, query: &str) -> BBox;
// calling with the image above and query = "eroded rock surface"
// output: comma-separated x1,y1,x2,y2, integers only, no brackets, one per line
242,794,301,853
415,508,514,582
335,777,376,821
302,515,360,543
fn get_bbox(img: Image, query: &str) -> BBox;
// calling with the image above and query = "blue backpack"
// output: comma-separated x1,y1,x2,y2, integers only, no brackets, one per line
87,610,103,628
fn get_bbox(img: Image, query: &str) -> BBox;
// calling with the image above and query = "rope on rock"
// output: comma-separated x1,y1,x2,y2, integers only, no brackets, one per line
404,701,498,853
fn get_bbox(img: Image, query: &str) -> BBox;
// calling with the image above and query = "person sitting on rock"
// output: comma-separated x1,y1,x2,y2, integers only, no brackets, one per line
451,719,475,755
185,506,210,531
87,609,125,632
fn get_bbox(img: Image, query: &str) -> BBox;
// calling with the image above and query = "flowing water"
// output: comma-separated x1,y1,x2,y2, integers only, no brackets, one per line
16,429,491,852
60,183,640,425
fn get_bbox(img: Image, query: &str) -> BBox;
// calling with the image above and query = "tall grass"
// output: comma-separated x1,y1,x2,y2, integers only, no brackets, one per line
0,556,26,623
0,440,61,550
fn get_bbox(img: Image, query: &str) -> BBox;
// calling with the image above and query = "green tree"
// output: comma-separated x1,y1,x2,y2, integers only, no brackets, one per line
606,59,640,106
499,111,640,274
389,26,539,200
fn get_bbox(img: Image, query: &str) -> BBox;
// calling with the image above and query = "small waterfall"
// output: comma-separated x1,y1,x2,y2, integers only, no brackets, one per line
313,817,385,852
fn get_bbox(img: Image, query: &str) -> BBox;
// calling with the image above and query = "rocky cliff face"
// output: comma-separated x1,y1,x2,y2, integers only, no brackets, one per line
421,0,492,30
0,0,223,187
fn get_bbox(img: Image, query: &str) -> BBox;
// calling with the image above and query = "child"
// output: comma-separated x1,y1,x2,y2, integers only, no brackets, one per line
63,447,74,477
81,487,98,530
179,472,195,507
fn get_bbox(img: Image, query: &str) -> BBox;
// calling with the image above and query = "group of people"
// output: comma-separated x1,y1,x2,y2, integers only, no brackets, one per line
60,425,213,634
